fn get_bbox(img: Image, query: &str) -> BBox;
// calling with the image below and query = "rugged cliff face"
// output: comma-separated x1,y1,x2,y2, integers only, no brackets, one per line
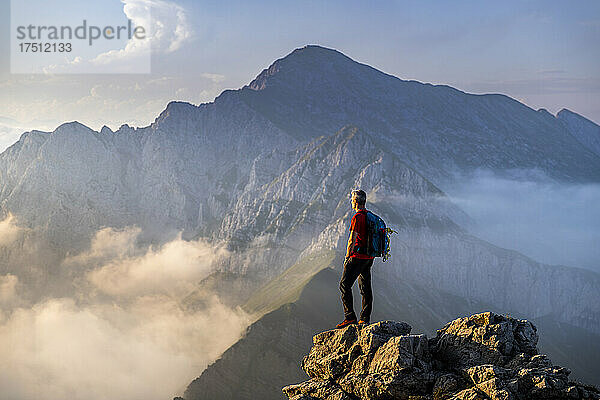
1,47,598,334
1,46,599,397
283,312,600,400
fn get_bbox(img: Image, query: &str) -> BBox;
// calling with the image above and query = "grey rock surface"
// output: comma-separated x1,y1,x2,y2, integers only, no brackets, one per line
1,48,598,337
283,312,599,400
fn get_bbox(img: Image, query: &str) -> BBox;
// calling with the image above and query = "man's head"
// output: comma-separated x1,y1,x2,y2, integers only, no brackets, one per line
351,189,367,210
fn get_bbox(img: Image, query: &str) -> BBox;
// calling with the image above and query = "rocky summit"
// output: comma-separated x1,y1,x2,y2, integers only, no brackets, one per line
282,312,599,400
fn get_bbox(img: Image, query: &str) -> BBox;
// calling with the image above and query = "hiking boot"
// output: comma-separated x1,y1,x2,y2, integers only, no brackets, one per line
358,320,369,326
335,319,357,329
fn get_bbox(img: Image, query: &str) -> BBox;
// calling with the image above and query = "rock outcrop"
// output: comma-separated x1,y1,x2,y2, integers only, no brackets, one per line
283,312,599,400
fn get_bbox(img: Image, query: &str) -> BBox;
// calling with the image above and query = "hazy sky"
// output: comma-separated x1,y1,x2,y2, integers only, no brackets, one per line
445,169,600,272
0,0,599,146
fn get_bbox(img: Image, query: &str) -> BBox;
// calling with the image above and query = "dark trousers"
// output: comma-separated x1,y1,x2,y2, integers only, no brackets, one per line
339,257,374,322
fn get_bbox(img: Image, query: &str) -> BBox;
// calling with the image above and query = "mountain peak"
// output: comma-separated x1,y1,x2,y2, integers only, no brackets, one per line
246,45,360,91
557,108,600,128
52,121,95,136
160,100,197,115
557,108,576,117
288,44,347,58
153,101,199,126
557,108,600,157
556,108,600,125
100,125,114,135
557,108,583,123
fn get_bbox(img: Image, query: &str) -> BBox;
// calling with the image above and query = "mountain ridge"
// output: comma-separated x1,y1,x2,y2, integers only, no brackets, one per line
557,108,600,157
0,46,598,398
7,45,600,188
1,46,599,333
235,45,600,187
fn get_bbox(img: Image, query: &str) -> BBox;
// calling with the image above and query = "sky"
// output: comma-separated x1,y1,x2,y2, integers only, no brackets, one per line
0,0,599,148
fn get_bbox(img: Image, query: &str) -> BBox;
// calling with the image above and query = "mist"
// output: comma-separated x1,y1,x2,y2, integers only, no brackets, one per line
0,124,26,153
445,168,600,272
0,219,250,400
0,214,23,246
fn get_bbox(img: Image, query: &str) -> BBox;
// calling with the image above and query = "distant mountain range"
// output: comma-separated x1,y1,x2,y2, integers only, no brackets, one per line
0,45,599,397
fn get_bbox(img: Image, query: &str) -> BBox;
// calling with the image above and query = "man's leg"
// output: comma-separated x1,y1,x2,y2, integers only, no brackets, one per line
357,258,374,323
339,258,361,321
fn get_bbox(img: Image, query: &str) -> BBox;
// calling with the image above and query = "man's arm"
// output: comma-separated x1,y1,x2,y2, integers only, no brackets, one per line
346,231,357,262
345,213,358,264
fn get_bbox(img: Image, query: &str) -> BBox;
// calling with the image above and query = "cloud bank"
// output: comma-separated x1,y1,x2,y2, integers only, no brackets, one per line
0,222,249,400
445,168,600,272
83,229,229,298
92,0,193,67
0,213,23,246
38,0,193,74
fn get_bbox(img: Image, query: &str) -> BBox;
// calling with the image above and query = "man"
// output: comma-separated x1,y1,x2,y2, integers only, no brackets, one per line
336,189,374,329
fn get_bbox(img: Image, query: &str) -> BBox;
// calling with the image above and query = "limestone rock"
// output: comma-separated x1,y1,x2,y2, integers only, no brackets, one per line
432,312,539,369
283,378,353,400
283,312,599,400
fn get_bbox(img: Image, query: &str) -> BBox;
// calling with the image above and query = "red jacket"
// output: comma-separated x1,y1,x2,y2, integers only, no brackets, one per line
349,210,374,259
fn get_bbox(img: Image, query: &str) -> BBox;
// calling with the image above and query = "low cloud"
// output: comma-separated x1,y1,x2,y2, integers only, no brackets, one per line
445,168,600,272
63,226,141,267
0,124,28,153
0,213,24,246
0,296,247,400
0,224,249,400
79,228,230,297
0,274,19,305
40,0,193,74
91,0,192,67
200,73,226,84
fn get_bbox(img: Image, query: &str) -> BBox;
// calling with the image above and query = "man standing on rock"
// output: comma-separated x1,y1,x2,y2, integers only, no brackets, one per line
336,189,375,329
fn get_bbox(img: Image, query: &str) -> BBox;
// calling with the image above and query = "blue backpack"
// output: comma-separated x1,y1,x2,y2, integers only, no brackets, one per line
355,210,392,261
